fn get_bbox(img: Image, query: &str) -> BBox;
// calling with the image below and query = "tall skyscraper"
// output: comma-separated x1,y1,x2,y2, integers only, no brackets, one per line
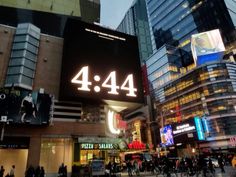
117,0,153,62
145,0,236,154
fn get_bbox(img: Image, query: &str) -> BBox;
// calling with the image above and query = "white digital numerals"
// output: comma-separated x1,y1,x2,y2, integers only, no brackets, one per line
71,66,91,91
71,66,137,97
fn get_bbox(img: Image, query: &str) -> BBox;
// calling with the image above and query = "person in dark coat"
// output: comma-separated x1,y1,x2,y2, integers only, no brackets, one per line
35,166,41,177
198,156,207,177
25,165,35,177
40,166,45,177
126,160,133,177
0,166,5,177
218,155,225,173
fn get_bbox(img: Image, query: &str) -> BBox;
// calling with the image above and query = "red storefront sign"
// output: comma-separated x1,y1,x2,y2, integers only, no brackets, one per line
128,140,146,150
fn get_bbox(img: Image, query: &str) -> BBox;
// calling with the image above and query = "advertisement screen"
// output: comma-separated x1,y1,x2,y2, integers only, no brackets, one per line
160,125,174,146
0,88,52,125
191,29,225,66
172,118,205,143
59,19,144,103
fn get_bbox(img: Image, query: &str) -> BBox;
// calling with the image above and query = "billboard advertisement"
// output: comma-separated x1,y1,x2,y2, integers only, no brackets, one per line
60,19,144,104
172,117,205,144
160,125,174,146
191,29,225,66
0,88,52,125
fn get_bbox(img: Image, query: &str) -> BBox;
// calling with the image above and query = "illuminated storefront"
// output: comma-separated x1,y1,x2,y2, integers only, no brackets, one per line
76,137,122,164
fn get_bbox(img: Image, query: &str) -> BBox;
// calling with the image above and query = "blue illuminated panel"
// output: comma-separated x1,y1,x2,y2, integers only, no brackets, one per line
197,52,224,66
202,117,209,133
194,116,205,140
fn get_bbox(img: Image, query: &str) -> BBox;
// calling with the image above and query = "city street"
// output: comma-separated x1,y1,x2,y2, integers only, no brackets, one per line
119,166,236,177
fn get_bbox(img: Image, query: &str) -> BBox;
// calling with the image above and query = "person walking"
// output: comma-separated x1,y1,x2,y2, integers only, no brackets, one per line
133,160,140,176
58,163,67,177
25,165,34,177
208,158,215,174
39,166,45,177
126,160,133,177
0,166,5,177
9,165,15,177
218,155,225,173
35,166,41,177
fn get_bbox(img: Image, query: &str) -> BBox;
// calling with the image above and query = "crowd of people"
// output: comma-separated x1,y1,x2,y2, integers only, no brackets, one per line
124,154,227,177
24,165,45,177
58,163,68,177
0,165,15,177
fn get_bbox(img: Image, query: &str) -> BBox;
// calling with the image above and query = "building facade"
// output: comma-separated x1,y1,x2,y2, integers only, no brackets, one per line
0,5,145,177
117,0,153,62
145,0,236,153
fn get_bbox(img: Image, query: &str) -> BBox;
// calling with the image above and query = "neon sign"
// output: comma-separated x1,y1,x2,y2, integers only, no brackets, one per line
194,117,205,140
80,143,114,150
108,110,120,135
128,140,146,150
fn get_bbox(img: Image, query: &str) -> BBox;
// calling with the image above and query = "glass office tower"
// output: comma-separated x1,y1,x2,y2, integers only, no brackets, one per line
117,0,153,62
146,0,236,153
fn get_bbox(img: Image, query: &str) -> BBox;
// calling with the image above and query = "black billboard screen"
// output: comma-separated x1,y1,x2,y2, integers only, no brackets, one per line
172,119,198,144
0,88,52,125
59,19,144,103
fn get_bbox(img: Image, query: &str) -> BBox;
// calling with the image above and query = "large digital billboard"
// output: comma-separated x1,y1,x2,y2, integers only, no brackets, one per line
160,125,174,146
172,117,205,144
191,29,225,66
0,88,52,125
59,19,144,103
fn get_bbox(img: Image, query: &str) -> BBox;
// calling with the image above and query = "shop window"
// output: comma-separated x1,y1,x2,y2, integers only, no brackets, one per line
40,138,72,174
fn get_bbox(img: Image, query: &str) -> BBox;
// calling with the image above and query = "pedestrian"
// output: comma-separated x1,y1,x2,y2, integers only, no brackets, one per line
198,156,207,177
9,165,15,177
133,160,140,176
0,166,5,177
40,166,45,177
64,165,67,177
35,166,40,177
142,160,147,173
218,155,225,173
25,165,34,177
107,161,112,177
58,163,67,177
208,158,215,174
126,160,133,177
58,163,64,177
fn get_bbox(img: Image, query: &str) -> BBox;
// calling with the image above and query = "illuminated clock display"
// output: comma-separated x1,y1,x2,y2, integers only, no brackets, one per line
59,19,144,103
71,66,137,97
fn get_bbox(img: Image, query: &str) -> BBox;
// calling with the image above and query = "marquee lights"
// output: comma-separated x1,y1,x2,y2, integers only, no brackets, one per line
71,66,137,97
108,110,120,135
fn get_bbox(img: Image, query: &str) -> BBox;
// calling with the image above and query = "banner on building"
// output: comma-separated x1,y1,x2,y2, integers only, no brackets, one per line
0,87,53,125
191,29,225,66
